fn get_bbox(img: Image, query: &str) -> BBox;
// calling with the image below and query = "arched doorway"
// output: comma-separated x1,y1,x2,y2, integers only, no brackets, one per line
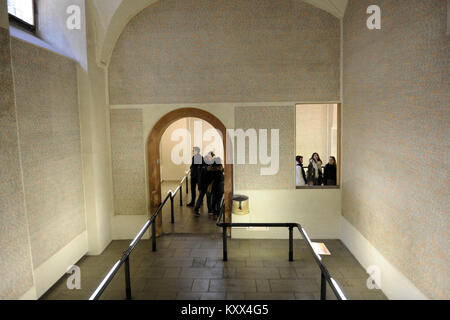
147,108,233,236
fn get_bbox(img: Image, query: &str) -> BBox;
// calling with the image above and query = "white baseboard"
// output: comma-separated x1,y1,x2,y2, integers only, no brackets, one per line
33,231,88,299
111,215,150,240
340,217,428,300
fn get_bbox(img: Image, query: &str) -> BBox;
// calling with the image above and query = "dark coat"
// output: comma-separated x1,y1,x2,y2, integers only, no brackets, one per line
323,164,337,185
190,154,204,179
198,164,214,191
307,160,323,185
210,164,224,195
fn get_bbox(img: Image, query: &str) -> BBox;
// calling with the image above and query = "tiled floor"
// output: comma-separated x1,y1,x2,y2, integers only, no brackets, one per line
40,182,387,301
160,181,221,235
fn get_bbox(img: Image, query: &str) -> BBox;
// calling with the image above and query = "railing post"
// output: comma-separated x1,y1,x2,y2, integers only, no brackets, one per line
170,194,174,224
152,221,157,252
186,175,189,194
222,226,228,261
125,257,132,300
222,203,226,223
289,226,294,262
179,185,183,206
320,272,327,300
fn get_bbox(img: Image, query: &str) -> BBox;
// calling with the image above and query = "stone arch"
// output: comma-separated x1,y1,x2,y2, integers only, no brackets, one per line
147,108,233,235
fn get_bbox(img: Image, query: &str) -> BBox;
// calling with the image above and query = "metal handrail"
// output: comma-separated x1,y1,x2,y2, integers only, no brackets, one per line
216,200,347,301
89,170,191,300
89,171,346,301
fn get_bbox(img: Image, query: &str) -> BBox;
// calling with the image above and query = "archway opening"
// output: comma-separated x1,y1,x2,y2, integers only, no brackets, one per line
147,108,233,236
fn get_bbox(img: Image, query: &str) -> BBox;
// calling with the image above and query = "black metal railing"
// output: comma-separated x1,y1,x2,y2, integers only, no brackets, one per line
216,200,347,301
89,172,346,301
89,171,190,300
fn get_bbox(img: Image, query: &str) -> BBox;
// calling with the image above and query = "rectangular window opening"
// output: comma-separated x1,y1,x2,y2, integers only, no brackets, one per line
8,0,36,31
295,103,341,189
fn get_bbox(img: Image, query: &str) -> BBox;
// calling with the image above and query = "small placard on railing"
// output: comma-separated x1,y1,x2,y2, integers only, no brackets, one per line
311,242,331,255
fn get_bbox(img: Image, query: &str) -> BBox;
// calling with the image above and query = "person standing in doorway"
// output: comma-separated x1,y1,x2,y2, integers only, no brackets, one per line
194,152,214,216
323,156,337,186
296,155,307,187
307,153,323,186
187,147,203,207
210,157,224,217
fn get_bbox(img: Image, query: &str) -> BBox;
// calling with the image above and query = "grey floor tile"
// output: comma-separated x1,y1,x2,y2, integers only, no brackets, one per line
256,279,271,292
209,279,257,293
245,292,296,300
295,292,317,300
192,279,210,292
269,279,319,293
234,267,281,280
201,292,226,300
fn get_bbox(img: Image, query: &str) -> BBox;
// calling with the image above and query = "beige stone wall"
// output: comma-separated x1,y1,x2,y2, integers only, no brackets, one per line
0,26,34,300
108,0,340,104
343,0,449,299
11,38,86,268
110,109,146,215
0,0,7,29
234,106,295,190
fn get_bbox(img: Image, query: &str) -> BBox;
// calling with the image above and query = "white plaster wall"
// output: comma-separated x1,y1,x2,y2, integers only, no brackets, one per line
36,0,88,70
19,231,88,299
77,3,114,255
232,189,342,239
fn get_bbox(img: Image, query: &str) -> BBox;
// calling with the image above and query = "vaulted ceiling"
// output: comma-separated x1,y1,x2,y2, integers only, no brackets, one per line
89,0,348,66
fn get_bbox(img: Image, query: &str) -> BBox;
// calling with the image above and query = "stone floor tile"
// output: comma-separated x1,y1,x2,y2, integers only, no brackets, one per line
256,279,271,292
234,267,281,280
269,279,319,293
192,279,210,292
180,267,223,279
245,292,296,300
209,279,257,293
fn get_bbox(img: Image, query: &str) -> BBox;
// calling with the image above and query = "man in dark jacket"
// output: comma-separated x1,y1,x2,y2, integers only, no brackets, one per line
194,152,214,216
187,147,203,206
210,157,224,216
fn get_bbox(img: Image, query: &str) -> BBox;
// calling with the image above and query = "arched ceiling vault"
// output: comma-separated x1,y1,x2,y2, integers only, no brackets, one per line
90,0,348,67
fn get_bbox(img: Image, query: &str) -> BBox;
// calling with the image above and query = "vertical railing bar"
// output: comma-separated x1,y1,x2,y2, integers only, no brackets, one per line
152,221,156,252
320,272,327,300
186,174,189,194
179,185,183,206
125,257,131,300
170,194,174,224
289,226,294,262
222,226,228,261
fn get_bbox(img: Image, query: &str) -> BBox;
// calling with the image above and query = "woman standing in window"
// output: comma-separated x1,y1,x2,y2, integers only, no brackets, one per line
323,156,337,186
307,153,323,186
